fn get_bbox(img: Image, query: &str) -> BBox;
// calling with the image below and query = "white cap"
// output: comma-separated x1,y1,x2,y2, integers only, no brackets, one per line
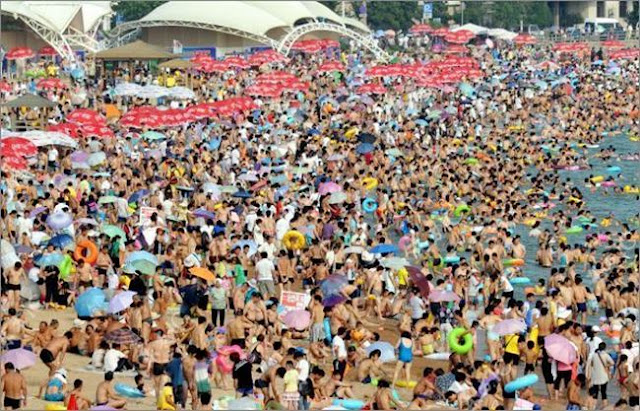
591,326,601,332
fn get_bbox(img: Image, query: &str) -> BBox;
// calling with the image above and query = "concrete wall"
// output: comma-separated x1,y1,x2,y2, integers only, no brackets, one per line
142,26,266,56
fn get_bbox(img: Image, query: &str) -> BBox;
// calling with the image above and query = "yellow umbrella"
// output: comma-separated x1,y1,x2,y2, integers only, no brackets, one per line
189,267,215,282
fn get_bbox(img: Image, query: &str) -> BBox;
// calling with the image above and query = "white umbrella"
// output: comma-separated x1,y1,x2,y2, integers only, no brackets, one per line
380,257,410,270
137,85,169,99
87,151,107,167
113,82,142,96
1,240,20,270
168,86,195,100
343,246,364,254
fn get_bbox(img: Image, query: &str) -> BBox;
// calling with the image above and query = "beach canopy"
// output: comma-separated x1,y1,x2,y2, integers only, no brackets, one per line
1,93,56,108
91,40,176,61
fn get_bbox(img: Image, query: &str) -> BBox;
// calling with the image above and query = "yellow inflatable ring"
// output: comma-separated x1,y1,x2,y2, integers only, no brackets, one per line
361,178,379,190
282,230,306,250
590,176,604,183
345,127,358,138
395,380,417,388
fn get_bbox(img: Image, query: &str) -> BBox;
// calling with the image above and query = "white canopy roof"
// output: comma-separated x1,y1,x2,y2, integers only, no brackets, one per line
1,1,111,34
452,23,488,35
488,28,518,41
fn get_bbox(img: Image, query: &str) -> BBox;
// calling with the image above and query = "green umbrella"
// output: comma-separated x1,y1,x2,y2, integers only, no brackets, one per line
129,260,157,275
98,196,119,204
141,131,166,141
385,148,404,157
101,224,126,239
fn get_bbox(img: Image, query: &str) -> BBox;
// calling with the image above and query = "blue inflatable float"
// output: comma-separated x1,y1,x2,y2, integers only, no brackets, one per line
114,383,145,398
362,198,378,213
509,277,531,285
504,374,538,393
332,399,365,410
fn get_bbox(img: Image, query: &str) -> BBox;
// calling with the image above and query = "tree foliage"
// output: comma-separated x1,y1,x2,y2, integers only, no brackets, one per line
112,1,167,23
366,2,421,31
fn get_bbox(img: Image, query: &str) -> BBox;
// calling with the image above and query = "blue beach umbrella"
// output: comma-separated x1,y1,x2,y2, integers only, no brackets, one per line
75,288,108,318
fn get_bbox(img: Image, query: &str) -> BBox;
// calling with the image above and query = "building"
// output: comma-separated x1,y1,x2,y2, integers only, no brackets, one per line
550,1,636,27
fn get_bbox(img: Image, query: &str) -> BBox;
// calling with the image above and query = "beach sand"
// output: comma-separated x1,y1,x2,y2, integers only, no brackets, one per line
18,305,568,410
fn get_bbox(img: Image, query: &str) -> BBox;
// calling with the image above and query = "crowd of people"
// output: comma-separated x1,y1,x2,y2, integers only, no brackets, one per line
0,28,639,411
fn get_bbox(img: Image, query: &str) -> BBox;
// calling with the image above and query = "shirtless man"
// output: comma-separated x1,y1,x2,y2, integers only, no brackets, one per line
75,259,94,293
40,332,72,374
191,317,208,350
1,309,26,350
1,363,27,410
227,314,252,348
182,345,197,409
243,293,267,334
254,365,286,403
5,262,26,310
357,350,386,384
147,329,174,402
95,372,126,409
572,277,589,324
309,295,325,342
31,321,52,354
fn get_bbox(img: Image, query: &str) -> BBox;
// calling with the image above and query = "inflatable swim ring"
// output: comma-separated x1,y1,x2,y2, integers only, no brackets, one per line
425,352,451,360
398,236,411,251
607,166,621,174
114,383,145,398
601,181,616,187
448,327,473,355
44,404,66,411
510,277,531,285
623,185,640,194
464,157,479,165
444,256,460,265
282,230,306,250
503,258,524,267
566,226,583,234
590,176,604,183
59,255,73,281
74,240,98,264
395,380,417,388
504,374,539,393
453,204,471,218
361,178,378,190
362,198,378,213
215,355,233,374
332,399,365,409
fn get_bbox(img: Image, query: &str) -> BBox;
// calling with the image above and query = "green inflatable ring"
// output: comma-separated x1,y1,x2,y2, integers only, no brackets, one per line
448,327,473,355
453,204,471,218
464,157,479,165
566,226,583,234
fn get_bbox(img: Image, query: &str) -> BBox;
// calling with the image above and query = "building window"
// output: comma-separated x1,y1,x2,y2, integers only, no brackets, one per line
619,1,627,18
596,1,605,17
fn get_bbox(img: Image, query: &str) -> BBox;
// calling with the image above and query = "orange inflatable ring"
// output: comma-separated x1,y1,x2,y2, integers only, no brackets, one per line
74,240,98,264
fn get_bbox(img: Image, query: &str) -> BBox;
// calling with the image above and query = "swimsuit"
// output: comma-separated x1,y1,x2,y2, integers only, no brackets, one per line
3,397,20,409
153,362,168,376
40,348,55,364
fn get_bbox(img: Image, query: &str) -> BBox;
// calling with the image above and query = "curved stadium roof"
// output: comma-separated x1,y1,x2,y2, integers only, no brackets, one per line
1,1,112,34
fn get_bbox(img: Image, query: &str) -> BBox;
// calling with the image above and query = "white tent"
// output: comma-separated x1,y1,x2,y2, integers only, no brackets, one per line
488,28,518,41
452,23,488,35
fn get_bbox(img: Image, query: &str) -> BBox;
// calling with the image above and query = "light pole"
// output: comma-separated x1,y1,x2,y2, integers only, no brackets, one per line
461,1,465,25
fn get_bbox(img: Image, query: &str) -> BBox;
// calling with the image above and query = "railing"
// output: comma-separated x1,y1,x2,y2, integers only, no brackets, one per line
542,31,639,44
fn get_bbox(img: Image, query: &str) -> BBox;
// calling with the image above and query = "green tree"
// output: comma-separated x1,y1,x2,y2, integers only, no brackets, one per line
628,3,639,28
112,1,166,23
366,1,421,31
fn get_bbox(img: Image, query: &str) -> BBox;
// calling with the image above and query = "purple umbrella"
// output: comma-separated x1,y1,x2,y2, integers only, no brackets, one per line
544,334,577,365
320,274,348,297
0,348,37,369
406,266,430,299
318,182,342,195
323,294,347,307
46,212,73,230
492,319,527,336
283,310,311,330
29,206,48,218
429,290,461,303
193,209,215,219
71,150,89,163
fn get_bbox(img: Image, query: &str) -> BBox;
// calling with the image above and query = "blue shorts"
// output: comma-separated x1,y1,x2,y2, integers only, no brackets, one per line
237,387,253,397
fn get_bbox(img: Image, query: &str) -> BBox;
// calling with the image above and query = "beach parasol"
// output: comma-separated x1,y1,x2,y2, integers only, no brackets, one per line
108,291,137,314
544,334,577,365
493,319,527,336
5,47,35,60
75,287,107,318
34,253,63,268
193,209,216,220
125,251,158,275
283,310,311,330
365,341,396,363
2,156,28,171
380,257,409,270
0,137,38,157
46,212,73,230
323,294,347,308
104,328,142,345
189,266,215,282
320,274,348,297
429,290,461,303
370,244,398,254
328,192,347,204
406,266,430,298
318,182,342,195
47,233,75,250
0,348,37,369
101,225,126,239
356,143,375,154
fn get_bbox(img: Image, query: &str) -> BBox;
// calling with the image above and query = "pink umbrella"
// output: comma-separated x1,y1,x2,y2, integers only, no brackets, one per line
0,348,37,369
410,23,433,34
1,156,28,171
283,309,311,330
356,83,386,95
36,78,68,90
317,61,345,73
0,137,38,157
318,182,342,195
248,49,288,66
224,56,249,69
429,290,461,303
38,46,58,56
513,34,537,45
445,29,475,45
67,108,106,125
544,334,577,364
406,266,430,298
492,319,527,336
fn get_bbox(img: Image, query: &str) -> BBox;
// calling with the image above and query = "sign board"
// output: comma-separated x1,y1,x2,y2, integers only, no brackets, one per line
423,3,433,20
280,290,310,313
173,40,183,55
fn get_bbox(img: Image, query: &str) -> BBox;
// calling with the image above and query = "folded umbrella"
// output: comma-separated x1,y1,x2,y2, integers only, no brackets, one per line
283,309,311,330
